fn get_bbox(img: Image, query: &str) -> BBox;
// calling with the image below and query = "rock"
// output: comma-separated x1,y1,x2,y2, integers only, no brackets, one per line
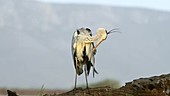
7,90,18,96
113,74,170,96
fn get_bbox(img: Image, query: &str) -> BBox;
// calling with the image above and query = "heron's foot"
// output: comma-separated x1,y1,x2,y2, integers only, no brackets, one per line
72,87,83,94
73,87,83,91
86,87,90,94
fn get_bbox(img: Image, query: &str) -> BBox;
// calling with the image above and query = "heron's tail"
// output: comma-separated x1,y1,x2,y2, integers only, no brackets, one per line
76,64,83,75
87,61,98,77
93,66,98,78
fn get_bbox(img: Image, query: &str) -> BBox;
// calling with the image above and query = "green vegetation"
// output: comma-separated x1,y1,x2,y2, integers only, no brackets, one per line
78,79,120,89
90,79,120,88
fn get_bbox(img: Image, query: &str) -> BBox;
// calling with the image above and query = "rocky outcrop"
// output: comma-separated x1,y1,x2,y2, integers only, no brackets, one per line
117,74,170,96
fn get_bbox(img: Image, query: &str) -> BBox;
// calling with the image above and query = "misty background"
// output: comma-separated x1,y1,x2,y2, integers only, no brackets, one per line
0,0,170,89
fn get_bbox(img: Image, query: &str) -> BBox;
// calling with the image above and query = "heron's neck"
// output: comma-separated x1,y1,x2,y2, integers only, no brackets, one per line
84,32,102,44
91,32,101,41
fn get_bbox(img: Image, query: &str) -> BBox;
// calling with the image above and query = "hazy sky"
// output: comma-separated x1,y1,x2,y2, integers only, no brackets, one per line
38,0,170,11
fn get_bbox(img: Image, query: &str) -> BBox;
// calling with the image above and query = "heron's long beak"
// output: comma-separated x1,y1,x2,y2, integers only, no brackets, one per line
107,28,120,34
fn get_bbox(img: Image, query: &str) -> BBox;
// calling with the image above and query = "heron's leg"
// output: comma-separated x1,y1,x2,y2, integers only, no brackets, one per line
74,73,77,89
84,64,89,89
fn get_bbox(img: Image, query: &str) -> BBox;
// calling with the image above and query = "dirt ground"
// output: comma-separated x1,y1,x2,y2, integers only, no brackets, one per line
6,74,170,96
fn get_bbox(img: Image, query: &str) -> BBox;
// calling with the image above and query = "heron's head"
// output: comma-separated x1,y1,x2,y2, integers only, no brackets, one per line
97,28,108,40
74,27,92,37
97,28,120,40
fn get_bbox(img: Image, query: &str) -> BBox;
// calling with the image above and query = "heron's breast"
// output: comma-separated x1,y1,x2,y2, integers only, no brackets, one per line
85,44,92,54
76,43,84,61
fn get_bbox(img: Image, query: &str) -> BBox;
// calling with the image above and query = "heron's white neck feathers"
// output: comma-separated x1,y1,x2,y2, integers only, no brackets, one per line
86,28,107,43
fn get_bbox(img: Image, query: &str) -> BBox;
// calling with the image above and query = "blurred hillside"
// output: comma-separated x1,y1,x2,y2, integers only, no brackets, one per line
0,0,170,88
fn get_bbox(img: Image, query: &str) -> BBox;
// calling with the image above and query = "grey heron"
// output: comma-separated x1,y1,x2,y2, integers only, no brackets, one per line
71,27,119,89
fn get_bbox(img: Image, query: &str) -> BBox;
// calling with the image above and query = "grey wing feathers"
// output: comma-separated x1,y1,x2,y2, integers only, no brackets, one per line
71,31,77,69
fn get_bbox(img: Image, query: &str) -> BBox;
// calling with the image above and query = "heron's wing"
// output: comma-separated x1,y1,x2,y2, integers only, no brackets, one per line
92,42,98,77
71,32,77,69
84,31,98,77
84,42,98,77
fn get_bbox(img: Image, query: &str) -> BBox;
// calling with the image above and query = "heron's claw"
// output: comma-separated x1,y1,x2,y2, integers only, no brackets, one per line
93,48,97,54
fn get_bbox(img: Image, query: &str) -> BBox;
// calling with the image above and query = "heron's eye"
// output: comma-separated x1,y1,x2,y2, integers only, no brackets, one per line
86,28,91,32
77,30,80,35
90,33,92,36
